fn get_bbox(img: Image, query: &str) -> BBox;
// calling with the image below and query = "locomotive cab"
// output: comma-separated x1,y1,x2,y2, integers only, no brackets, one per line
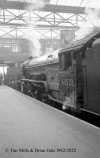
59,33,100,115
59,50,80,111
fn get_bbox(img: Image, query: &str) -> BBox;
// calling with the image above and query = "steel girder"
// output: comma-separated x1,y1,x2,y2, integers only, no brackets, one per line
0,7,87,39
0,1,90,39
0,1,99,38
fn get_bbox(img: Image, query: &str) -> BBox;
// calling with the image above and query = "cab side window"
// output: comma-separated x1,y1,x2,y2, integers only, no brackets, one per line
60,54,65,70
60,52,72,70
65,52,71,69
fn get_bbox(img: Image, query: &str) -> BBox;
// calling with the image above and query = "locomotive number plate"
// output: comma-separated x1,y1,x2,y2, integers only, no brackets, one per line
61,78,74,87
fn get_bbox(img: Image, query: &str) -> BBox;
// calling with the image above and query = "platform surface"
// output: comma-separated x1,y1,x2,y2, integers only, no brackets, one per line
0,86,100,158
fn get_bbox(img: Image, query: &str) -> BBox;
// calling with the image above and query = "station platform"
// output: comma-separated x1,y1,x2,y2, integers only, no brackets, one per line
0,85,100,158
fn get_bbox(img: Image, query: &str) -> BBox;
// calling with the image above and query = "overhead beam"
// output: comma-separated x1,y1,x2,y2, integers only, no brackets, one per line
0,23,79,30
41,4,85,14
0,1,86,14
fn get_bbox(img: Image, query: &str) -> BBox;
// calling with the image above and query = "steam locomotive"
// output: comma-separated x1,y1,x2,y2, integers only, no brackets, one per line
19,32,100,115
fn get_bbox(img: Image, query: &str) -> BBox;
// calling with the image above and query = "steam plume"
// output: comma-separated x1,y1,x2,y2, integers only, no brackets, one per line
27,0,46,10
62,92,75,110
25,0,48,57
26,25,42,57
76,6,100,40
